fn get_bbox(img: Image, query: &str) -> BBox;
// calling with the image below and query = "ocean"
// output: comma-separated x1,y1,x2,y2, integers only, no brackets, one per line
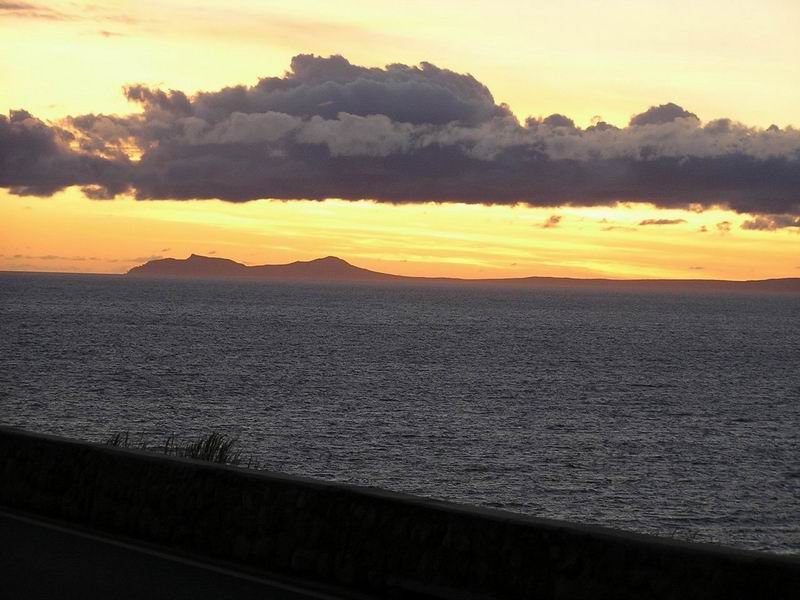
1,272,798,554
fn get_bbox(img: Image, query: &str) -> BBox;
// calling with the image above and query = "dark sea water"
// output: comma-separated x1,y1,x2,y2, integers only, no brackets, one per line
1,273,798,554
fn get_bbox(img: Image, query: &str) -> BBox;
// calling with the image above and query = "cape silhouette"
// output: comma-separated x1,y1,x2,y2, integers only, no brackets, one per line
127,254,800,292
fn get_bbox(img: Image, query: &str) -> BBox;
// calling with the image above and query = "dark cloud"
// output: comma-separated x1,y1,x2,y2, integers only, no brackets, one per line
2,54,800,216
0,110,129,196
639,218,687,226
542,114,575,129
740,215,800,231
123,54,511,126
630,102,698,126
704,119,734,134
585,119,618,132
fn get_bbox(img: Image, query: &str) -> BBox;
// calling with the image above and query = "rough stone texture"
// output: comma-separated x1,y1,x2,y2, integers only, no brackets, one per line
1,426,798,599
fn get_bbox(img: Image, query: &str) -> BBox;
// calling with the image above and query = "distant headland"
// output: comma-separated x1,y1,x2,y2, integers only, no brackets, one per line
127,254,800,293
127,254,400,282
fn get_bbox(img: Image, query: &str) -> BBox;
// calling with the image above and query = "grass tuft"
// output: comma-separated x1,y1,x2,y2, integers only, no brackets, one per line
185,431,241,464
105,431,244,466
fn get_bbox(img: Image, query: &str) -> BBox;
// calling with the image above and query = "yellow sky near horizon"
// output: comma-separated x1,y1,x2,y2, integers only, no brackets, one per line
2,190,798,280
1,0,799,279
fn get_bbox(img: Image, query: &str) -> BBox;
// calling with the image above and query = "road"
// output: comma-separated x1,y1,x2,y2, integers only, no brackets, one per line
0,510,351,600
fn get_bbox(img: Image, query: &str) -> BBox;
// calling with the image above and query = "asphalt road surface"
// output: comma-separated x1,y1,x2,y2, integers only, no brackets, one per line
0,510,349,600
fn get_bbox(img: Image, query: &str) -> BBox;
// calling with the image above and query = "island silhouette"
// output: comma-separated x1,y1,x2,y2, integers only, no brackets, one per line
128,254,399,281
127,254,800,293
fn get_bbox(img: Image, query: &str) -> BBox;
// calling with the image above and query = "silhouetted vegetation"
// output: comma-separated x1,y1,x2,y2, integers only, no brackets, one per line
105,431,244,466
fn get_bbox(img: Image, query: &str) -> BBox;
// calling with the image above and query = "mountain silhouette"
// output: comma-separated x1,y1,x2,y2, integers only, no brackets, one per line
127,254,399,282
127,254,800,292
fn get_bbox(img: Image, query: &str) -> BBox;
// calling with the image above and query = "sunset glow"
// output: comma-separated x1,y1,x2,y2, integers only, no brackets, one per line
2,0,799,278
2,191,797,280
4,2,800,577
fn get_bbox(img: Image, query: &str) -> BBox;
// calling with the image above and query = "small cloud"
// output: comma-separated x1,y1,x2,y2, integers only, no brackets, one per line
638,218,687,226
539,215,562,229
130,255,163,262
689,266,704,270
208,249,217,255
0,1,68,20
5,253,94,261
716,221,732,233
1,2,139,25
741,215,800,231
81,185,117,200
601,225,637,232
160,247,171,252
98,30,123,37
698,226,708,233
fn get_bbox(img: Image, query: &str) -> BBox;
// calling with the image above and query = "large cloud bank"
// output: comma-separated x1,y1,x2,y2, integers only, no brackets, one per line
2,54,799,219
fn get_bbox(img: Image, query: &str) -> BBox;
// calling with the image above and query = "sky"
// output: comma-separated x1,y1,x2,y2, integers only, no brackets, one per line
1,0,799,279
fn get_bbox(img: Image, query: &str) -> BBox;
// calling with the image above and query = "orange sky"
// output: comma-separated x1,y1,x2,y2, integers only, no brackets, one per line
1,0,799,279
3,190,798,280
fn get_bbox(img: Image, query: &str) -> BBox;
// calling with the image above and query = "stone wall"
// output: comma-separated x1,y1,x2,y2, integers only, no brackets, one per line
1,426,798,599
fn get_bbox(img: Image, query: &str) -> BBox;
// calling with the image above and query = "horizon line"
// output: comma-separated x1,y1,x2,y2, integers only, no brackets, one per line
3,253,800,284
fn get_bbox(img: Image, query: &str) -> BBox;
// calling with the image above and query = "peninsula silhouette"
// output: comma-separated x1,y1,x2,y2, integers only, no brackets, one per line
127,254,800,292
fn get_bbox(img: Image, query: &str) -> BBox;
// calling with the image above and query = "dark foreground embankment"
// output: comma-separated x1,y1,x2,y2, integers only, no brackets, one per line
0,511,332,600
1,426,797,599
